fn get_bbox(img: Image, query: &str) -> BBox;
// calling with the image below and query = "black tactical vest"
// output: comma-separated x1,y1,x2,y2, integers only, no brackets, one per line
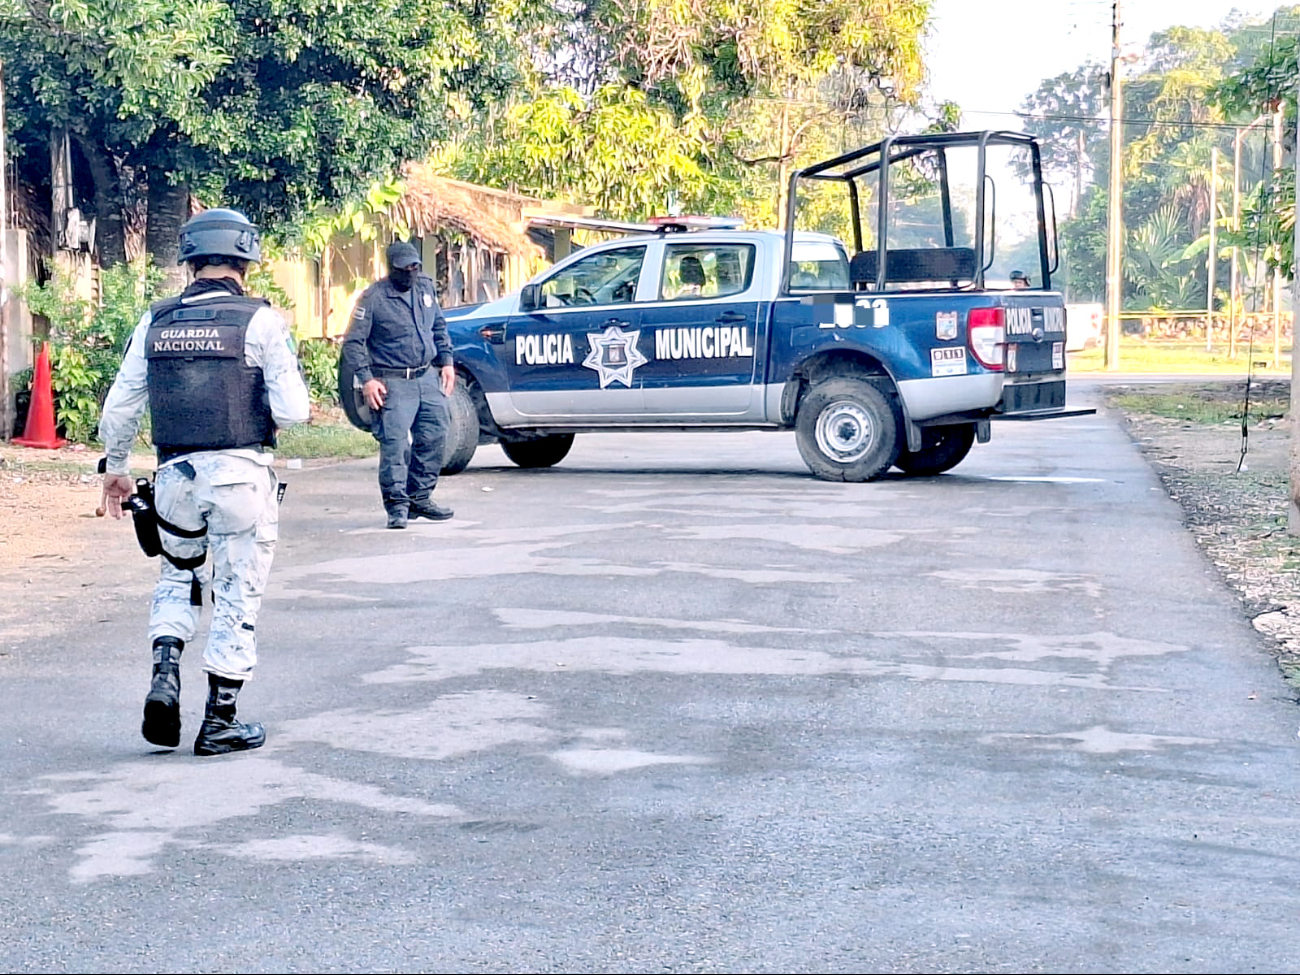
144,293,274,455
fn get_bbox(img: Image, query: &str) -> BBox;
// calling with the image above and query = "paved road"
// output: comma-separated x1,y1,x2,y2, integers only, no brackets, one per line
3,386,1299,974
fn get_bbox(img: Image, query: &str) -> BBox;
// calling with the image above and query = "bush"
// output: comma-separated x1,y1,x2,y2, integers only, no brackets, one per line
298,337,341,406
20,262,165,443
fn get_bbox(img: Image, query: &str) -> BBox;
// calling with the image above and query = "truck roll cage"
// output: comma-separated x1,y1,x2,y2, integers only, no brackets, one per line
781,130,1059,295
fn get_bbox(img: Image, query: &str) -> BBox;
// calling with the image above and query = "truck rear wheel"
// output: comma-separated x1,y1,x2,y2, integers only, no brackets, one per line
795,377,899,482
501,433,574,469
440,377,479,475
894,424,976,476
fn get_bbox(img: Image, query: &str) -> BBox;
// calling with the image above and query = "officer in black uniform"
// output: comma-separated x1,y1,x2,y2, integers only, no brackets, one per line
342,241,456,529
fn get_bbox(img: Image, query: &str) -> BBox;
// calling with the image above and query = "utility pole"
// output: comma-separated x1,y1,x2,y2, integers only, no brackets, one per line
0,62,9,443
1207,145,1218,353
1075,128,1085,216
1104,0,1124,370
1231,127,1242,359
1290,62,1300,532
1274,106,1284,370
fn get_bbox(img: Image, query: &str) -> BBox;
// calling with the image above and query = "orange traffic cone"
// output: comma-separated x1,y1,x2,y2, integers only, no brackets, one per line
13,342,66,449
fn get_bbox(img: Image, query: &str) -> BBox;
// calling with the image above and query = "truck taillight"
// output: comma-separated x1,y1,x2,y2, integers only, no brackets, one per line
968,307,1005,371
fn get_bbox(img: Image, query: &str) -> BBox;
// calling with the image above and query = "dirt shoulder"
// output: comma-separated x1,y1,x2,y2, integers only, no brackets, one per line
0,445,117,567
1104,379,1300,687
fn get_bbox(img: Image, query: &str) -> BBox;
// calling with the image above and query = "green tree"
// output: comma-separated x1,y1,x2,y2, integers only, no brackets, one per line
0,0,546,267
1036,20,1245,304
1015,63,1108,207
0,0,231,265
1124,206,1205,309
454,0,932,224
459,85,723,219
1218,32,1298,279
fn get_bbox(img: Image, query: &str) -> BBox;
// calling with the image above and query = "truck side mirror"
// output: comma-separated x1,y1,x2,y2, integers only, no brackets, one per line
519,283,541,312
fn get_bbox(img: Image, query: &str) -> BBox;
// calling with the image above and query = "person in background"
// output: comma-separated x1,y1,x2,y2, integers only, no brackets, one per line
342,241,456,529
675,255,707,298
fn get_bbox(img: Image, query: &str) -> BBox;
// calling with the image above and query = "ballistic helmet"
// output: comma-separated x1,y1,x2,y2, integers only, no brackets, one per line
177,208,262,266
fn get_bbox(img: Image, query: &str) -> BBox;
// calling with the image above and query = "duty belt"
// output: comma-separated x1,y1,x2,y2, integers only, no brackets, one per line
373,364,430,379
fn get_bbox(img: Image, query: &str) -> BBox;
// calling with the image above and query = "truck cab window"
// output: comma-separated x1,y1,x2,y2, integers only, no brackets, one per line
661,244,755,300
541,246,646,307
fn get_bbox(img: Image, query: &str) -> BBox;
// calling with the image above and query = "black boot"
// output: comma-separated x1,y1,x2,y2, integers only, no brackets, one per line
193,673,265,756
142,636,183,748
409,499,453,521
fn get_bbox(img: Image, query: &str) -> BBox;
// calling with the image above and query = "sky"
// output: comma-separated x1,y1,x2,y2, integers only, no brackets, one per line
925,0,1275,129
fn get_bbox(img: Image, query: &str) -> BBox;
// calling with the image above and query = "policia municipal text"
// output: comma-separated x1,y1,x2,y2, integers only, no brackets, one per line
99,209,311,756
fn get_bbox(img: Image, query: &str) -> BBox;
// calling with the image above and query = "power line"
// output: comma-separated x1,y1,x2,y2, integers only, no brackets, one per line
967,110,1287,132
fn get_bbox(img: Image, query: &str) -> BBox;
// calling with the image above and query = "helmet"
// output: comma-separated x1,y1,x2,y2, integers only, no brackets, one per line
177,208,262,266
1010,269,1028,282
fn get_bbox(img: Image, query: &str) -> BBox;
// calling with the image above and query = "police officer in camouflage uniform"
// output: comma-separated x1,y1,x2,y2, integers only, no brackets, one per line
342,241,456,530
99,208,311,756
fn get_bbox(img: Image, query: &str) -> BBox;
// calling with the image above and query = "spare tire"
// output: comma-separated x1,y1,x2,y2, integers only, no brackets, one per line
501,434,574,469
894,424,976,476
441,377,479,475
337,352,373,433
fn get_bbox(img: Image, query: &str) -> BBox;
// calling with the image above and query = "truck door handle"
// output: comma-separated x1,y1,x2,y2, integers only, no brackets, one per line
479,322,506,344
605,318,629,327
716,312,747,324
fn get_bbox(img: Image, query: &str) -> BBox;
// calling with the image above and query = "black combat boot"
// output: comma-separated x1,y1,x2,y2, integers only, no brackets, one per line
142,636,184,748
409,498,453,521
193,673,266,756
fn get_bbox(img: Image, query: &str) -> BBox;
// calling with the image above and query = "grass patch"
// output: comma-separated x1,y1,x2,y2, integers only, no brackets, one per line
0,449,99,475
277,418,376,460
1070,339,1291,374
1107,388,1289,425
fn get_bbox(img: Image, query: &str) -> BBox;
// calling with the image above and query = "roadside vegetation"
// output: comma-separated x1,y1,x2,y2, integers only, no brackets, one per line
1107,381,1290,425
277,414,376,462
1069,339,1291,375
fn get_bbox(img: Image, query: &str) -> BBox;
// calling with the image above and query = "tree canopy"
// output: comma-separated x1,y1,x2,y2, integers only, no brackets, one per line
1022,6,1300,309
0,0,545,266
446,0,935,227
0,0,936,270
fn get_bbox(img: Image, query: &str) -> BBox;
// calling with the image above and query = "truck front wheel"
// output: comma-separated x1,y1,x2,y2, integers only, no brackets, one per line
501,433,575,469
795,377,899,481
893,423,976,476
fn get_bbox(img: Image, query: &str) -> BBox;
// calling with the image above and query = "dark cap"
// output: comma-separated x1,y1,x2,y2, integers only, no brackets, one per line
1010,269,1028,281
386,241,421,269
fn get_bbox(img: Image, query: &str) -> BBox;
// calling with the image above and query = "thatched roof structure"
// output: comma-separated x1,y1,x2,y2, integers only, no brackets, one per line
394,165,545,259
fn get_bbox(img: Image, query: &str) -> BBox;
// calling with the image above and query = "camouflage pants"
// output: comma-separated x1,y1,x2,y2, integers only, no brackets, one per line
147,452,279,681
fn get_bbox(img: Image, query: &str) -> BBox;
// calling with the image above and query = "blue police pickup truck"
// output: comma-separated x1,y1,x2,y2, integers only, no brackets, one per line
346,131,1091,482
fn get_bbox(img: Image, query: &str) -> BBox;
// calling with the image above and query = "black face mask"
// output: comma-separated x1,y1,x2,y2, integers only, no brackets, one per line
390,267,417,291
